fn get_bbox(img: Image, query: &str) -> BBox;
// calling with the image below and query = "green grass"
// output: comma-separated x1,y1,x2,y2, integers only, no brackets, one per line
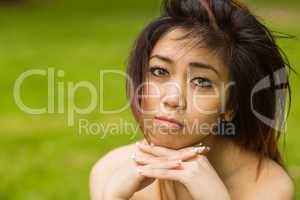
0,0,299,199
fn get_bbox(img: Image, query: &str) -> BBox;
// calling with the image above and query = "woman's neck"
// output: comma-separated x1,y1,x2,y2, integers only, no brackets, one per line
203,134,261,181
201,135,246,179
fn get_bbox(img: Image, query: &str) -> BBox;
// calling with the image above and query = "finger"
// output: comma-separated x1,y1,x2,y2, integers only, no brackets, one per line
168,147,204,160
134,147,154,158
133,148,200,165
132,146,182,165
138,159,183,169
137,141,210,159
136,142,176,157
132,143,168,166
132,153,165,165
133,140,161,158
132,147,189,166
137,167,184,182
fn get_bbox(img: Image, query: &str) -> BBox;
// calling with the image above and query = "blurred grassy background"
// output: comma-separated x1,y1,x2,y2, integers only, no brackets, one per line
0,0,299,199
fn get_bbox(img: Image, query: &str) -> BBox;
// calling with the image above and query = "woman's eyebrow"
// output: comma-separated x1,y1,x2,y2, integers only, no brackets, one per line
149,54,172,63
150,54,220,77
189,62,220,77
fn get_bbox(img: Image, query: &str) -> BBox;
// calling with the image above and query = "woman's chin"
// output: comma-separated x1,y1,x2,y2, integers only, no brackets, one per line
146,131,208,150
147,134,187,150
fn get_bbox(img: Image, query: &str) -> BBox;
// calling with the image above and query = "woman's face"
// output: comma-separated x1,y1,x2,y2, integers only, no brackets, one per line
140,28,230,149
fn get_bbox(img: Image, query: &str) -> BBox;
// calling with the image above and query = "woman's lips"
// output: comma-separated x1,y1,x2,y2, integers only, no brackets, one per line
153,116,184,129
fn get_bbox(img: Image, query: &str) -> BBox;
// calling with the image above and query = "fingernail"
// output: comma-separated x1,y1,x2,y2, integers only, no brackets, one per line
150,142,155,147
135,142,141,147
193,146,205,153
177,159,182,164
205,146,211,151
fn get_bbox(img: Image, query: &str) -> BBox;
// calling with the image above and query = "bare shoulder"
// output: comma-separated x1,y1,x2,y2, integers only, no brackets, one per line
89,142,136,199
254,159,295,199
239,158,295,200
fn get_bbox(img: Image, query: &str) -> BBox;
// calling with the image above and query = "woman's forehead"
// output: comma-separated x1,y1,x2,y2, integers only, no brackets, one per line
151,29,219,62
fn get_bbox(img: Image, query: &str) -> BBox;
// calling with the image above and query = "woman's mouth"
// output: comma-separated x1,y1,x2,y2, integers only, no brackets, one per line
153,116,184,130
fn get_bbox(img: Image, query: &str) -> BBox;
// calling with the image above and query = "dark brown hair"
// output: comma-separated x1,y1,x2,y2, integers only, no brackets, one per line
126,0,295,178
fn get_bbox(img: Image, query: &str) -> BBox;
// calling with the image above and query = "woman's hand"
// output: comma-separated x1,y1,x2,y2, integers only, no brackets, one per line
134,142,231,200
103,140,199,200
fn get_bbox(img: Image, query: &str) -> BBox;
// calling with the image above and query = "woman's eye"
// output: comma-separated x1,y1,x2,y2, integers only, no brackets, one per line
149,66,169,77
191,77,213,88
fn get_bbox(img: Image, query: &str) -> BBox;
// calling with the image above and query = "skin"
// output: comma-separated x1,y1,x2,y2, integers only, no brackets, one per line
140,28,231,149
89,28,295,200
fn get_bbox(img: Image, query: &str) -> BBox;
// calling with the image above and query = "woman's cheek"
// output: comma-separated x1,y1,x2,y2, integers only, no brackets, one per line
185,97,220,134
188,94,220,115
141,82,161,115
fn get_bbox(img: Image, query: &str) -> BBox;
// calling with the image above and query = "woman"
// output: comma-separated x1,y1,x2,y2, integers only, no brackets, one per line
90,0,296,199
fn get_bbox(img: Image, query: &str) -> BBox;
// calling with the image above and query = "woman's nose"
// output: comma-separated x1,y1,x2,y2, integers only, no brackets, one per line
162,81,186,110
